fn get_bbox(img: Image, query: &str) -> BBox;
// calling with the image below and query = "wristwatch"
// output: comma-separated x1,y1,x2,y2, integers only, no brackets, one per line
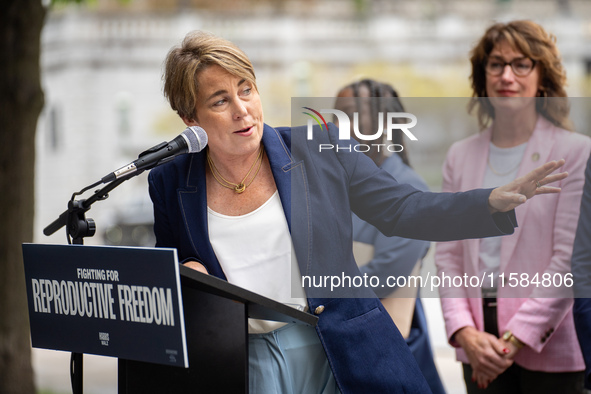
502,330,524,349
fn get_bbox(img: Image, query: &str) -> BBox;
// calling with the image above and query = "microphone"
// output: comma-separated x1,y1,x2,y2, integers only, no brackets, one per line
101,126,207,183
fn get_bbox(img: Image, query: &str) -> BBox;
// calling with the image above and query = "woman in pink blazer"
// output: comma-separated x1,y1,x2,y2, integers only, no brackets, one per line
436,20,591,393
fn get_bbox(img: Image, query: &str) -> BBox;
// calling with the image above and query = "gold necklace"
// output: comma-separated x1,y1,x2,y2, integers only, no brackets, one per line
207,146,264,194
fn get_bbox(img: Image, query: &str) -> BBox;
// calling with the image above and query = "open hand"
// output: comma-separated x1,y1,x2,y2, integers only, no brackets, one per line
184,260,209,274
488,159,567,213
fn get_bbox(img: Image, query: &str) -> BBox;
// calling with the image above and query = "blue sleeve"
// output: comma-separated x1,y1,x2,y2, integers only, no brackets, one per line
338,143,516,241
355,156,431,298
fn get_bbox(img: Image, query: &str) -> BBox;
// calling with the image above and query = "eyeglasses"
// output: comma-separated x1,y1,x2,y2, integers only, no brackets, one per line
485,57,537,77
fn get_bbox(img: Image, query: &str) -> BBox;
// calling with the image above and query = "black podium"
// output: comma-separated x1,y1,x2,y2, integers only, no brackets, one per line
118,264,317,394
22,243,317,394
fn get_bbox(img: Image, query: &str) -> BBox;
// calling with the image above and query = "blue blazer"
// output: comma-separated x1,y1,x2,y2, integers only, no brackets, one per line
573,154,591,389
148,123,516,393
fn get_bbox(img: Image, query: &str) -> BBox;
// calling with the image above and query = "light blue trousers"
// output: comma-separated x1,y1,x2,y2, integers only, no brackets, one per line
248,323,341,394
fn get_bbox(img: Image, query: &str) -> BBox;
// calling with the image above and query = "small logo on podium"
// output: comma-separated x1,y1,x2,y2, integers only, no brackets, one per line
99,332,110,346
166,349,178,363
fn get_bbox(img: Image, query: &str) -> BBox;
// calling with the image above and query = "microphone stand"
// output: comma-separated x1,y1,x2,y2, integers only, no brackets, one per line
43,172,141,394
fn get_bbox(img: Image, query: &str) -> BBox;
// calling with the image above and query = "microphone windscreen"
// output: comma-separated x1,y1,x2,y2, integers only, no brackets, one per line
183,126,208,153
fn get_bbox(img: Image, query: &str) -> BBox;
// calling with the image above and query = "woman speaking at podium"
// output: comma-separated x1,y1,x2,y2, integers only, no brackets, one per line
148,30,566,393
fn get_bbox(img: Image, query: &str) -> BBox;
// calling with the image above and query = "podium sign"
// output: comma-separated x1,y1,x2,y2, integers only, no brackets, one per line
22,243,188,368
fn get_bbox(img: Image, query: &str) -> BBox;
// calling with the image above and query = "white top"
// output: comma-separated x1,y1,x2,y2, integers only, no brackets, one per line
207,191,307,333
479,141,528,293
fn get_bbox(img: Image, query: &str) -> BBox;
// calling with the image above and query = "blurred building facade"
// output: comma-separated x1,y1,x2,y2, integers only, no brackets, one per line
36,0,591,246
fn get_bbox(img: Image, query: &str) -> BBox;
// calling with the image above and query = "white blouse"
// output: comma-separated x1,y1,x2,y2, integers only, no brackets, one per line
208,191,307,333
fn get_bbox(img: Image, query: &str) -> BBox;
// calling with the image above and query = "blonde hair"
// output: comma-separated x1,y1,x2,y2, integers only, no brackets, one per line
468,20,571,130
163,31,257,121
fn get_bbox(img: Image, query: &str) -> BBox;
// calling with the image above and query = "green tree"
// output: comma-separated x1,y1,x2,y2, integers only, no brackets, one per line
0,1,46,392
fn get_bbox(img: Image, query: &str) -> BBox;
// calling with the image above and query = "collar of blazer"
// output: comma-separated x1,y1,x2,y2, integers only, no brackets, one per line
177,124,302,280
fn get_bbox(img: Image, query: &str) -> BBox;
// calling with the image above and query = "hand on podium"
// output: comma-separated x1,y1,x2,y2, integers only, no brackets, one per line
185,260,209,275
